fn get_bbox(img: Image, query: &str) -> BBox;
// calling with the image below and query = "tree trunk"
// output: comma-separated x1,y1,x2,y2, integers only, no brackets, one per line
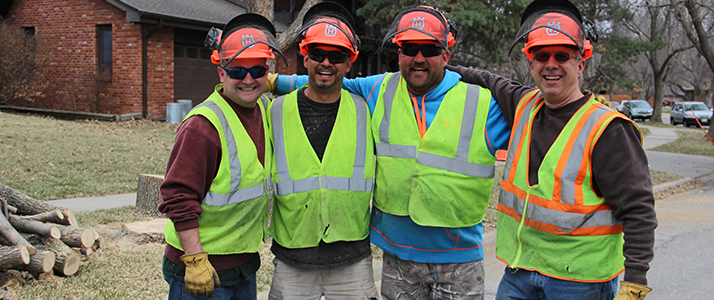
8,215,60,239
0,212,35,253
134,174,166,218
20,251,56,274
0,184,59,216
24,234,80,276
276,0,322,51
57,225,95,248
0,246,30,271
19,210,65,225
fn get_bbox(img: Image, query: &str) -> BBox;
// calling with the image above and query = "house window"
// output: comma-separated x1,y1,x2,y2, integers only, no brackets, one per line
97,25,112,76
23,27,35,39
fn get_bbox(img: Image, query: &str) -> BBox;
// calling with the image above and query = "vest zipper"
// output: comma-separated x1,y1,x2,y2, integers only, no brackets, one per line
512,186,533,267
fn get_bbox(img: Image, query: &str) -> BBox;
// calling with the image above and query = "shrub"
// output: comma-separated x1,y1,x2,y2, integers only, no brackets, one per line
0,20,48,104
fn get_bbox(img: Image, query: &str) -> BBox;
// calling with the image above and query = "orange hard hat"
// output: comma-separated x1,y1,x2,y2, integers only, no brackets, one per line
509,0,596,60
208,13,287,68
295,2,360,62
211,27,276,64
521,12,592,59
383,6,454,49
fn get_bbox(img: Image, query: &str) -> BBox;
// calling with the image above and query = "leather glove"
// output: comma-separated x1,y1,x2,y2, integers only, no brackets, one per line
180,252,221,297
266,72,278,93
614,281,652,300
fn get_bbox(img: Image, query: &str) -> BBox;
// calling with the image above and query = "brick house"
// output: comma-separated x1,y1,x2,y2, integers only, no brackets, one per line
2,0,392,119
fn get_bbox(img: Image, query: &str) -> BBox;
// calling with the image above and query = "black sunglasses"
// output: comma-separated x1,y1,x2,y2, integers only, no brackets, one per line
224,66,268,80
307,49,350,64
401,43,444,57
533,51,574,63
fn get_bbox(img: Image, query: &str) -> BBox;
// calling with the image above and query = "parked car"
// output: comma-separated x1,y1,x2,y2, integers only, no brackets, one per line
663,98,672,106
617,100,629,113
621,100,653,121
610,101,620,111
670,102,711,127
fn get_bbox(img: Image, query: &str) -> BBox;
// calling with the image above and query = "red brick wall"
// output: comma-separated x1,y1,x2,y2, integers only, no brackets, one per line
276,44,300,75
5,0,174,117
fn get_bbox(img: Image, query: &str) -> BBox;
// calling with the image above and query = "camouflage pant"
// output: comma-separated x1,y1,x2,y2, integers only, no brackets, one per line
381,252,484,300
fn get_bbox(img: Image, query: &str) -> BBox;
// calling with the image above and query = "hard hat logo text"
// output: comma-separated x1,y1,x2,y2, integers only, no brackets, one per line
242,34,256,48
324,24,338,37
412,17,425,30
546,21,561,36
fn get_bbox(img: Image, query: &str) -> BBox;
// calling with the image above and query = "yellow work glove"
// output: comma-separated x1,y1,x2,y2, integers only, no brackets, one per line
614,281,652,300
180,252,221,297
266,72,278,93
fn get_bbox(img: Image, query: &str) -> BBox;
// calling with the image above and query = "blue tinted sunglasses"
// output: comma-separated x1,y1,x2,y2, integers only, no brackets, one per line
224,66,268,80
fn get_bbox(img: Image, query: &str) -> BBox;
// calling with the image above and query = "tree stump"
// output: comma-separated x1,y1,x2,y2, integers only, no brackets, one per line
121,219,169,244
134,174,166,218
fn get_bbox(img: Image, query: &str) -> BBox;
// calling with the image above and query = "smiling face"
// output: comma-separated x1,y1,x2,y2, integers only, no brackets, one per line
529,45,586,108
303,45,352,101
218,57,268,108
398,41,449,95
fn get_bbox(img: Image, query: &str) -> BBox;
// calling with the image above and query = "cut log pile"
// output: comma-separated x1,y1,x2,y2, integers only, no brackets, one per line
0,184,101,299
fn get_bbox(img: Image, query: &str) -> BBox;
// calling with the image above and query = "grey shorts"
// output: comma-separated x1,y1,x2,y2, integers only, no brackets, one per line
380,252,485,300
268,255,380,300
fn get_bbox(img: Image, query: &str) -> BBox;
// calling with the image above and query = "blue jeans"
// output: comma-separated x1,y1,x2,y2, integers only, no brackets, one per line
165,275,257,300
495,267,617,300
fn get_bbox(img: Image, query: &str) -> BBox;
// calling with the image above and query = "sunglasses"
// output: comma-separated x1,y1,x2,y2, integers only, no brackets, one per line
307,49,350,64
223,66,268,80
401,43,444,57
533,51,574,63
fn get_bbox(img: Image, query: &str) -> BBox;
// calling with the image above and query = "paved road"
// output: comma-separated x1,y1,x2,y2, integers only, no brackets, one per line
646,175,714,299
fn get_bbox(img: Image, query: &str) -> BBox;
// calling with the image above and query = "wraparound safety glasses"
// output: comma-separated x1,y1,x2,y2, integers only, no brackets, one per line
307,49,350,64
223,66,268,80
400,43,444,57
533,51,575,63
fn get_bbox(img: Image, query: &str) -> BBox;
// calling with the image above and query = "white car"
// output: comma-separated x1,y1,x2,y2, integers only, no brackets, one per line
670,102,711,127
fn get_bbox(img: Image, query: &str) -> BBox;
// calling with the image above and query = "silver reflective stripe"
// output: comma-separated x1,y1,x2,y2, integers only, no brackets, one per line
204,178,270,206
195,101,267,207
271,95,292,190
375,143,417,158
418,152,495,178
499,189,622,230
379,72,401,144
502,93,539,181
559,106,611,204
272,93,373,196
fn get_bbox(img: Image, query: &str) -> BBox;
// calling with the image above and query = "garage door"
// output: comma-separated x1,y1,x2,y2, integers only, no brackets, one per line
174,44,219,106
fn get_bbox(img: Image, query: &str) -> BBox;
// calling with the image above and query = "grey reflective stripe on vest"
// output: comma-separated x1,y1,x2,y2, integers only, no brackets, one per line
502,93,539,182
558,106,612,204
376,74,495,178
272,93,373,196
194,101,268,207
499,188,622,232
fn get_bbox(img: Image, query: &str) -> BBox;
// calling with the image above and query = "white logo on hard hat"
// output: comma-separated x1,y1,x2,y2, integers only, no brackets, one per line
545,21,561,36
412,17,425,30
324,24,338,37
242,34,256,48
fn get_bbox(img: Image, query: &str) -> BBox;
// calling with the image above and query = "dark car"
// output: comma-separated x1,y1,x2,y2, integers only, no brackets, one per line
621,100,653,121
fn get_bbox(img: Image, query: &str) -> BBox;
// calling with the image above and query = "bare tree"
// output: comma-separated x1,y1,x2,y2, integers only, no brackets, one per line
622,0,692,122
671,0,714,136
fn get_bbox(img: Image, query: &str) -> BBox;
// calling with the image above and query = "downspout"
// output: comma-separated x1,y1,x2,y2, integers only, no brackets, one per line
142,19,164,119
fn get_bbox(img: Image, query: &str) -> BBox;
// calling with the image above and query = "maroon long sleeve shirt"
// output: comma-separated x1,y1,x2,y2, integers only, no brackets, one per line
158,90,265,270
